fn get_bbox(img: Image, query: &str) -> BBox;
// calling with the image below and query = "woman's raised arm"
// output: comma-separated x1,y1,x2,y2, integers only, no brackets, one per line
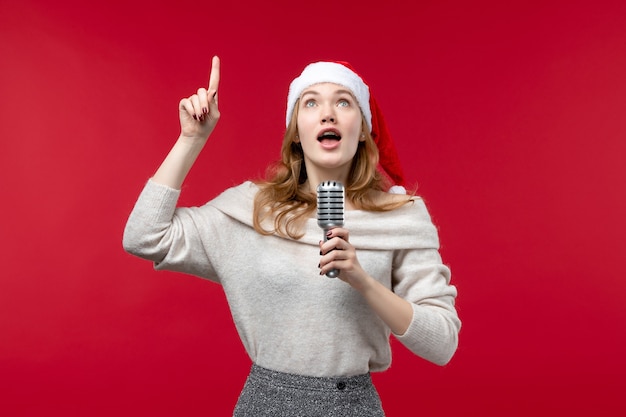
152,56,221,189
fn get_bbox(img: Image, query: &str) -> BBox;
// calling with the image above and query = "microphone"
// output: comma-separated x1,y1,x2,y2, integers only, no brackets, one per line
317,181,345,278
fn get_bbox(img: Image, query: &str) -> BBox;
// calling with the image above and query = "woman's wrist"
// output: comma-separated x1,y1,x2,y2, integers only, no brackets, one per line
349,272,377,294
151,135,206,189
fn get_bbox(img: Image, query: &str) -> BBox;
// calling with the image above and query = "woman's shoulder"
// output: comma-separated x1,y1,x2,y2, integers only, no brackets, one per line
369,188,423,208
207,181,258,211
348,190,438,249
214,181,259,201
201,181,259,227
368,188,434,227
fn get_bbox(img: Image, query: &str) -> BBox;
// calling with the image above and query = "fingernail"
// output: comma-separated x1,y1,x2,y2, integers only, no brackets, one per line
202,107,208,114
326,230,332,237
319,250,323,255
319,271,324,276
192,114,197,120
317,263,321,268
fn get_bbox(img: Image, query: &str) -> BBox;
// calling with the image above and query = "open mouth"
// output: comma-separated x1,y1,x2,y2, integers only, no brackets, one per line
317,129,342,142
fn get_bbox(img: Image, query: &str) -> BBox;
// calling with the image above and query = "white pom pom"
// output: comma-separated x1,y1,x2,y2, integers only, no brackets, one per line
388,185,406,195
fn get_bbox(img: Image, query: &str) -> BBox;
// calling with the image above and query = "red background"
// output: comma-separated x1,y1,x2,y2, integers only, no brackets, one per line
1,0,625,415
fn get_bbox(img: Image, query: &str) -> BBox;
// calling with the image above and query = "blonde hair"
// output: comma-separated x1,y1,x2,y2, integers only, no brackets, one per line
253,99,410,239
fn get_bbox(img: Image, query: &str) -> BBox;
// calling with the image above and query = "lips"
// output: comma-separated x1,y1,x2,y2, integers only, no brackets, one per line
317,128,342,142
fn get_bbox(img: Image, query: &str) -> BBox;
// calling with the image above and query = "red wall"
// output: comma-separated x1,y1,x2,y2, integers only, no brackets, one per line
1,0,625,415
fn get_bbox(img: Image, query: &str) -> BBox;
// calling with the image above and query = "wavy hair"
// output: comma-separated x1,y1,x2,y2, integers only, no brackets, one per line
252,99,410,239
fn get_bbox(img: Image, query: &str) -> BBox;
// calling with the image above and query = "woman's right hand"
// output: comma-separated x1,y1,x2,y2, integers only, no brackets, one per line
178,56,221,143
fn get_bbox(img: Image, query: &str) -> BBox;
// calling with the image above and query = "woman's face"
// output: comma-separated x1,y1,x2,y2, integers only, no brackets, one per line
296,82,364,182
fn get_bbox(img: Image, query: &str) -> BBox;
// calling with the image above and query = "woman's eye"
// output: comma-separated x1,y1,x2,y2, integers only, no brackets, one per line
304,100,316,107
338,99,349,107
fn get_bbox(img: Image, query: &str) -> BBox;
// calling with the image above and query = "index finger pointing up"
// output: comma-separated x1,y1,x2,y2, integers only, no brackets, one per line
208,56,220,91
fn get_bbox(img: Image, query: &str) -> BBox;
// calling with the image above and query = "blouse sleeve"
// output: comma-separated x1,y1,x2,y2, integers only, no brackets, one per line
122,179,220,282
390,200,461,365
391,248,460,365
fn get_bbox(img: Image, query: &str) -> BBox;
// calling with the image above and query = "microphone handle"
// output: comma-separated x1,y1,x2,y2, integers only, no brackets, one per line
323,229,340,278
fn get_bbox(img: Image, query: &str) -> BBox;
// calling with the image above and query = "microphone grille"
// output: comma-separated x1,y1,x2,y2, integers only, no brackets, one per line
317,181,344,229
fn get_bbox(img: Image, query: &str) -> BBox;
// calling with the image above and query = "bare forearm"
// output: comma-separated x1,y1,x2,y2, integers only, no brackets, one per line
357,277,413,335
152,135,206,189
319,227,415,335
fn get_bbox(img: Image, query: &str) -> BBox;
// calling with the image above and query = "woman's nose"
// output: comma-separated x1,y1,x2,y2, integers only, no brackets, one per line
321,109,336,124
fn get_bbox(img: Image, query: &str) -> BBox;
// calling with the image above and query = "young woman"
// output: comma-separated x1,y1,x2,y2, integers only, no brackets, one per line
123,56,460,416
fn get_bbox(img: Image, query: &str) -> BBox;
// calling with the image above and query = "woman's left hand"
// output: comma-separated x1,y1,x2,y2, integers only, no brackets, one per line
319,227,372,289
319,227,414,335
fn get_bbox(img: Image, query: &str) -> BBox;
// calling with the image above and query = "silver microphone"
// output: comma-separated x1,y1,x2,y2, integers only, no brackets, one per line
317,181,345,278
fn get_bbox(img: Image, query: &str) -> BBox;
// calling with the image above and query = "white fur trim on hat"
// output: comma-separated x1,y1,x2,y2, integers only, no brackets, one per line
388,185,407,195
286,62,372,131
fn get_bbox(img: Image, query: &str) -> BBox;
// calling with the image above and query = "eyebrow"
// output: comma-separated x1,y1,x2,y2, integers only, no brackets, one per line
301,89,354,99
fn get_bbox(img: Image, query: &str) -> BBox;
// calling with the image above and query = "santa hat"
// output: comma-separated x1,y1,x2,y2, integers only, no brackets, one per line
286,61,406,194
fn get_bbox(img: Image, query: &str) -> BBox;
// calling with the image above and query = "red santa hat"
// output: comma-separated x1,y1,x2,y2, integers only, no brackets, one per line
286,61,406,194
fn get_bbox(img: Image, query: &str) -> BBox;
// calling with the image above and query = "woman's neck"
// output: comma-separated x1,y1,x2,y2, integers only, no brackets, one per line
304,172,349,195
